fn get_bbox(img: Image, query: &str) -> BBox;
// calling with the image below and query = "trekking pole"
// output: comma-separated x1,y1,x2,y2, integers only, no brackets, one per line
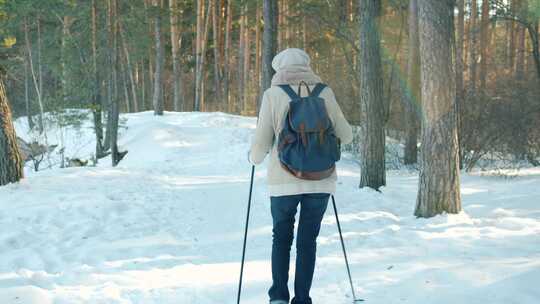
331,195,364,302
237,165,255,304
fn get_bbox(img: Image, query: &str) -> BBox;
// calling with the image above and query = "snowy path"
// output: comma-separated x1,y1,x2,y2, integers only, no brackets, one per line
1,112,539,303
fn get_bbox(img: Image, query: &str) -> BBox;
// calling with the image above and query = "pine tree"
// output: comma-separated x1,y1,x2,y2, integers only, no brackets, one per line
415,0,462,218
0,78,24,186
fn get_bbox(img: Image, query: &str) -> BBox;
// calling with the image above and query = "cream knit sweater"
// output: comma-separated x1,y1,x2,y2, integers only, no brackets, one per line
250,49,353,197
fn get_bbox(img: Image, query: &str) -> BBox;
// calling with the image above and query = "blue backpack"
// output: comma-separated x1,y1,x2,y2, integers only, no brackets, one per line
277,81,341,180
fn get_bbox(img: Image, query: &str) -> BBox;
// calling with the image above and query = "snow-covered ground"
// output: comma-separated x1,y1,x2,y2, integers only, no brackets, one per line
1,111,539,304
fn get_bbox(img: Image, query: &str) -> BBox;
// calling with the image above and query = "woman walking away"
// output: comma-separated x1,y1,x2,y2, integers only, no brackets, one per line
249,48,353,304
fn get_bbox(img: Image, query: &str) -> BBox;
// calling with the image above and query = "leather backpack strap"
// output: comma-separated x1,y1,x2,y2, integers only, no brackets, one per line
278,84,299,100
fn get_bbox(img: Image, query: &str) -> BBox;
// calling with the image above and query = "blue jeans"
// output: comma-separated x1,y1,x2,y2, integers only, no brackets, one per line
268,193,330,304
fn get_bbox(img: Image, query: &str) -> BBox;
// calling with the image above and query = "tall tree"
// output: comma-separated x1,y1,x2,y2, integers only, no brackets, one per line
212,0,222,106
469,0,478,92
515,0,527,81
194,0,211,111
359,0,386,190
238,3,246,113
119,20,139,113
91,0,106,159
456,0,465,168
224,0,232,112
170,0,183,111
23,34,34,130
479,0,490,92
152,0,164,115
23,17,44,133
260,0,278,111
404,0,420,165
415,0,462,218
0,78,24,186
107,0,124,166
61,1,73,104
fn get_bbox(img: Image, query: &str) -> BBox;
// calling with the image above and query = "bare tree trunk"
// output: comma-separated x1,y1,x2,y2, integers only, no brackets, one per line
261,0,278,111
106,0,115,155
243,10,251,112
212,0,222,105
415,0,462,218
201,0,211,111
0,79,24,186
469,0,478,92
237,3,246,113
404,0,420,165
528,22,540,80
61,10,73,104
119,21,139,112
224,0,232,112
24,46,34,129
479,0,490,92
170,0,183,111
37,16,44,124
92,0,106,159
194,0,211,111
509,0,518,70
109,0,123,166
195,0,204,111
359,0,386,190
278,0,283,50
456,0,465,168
255,6,261,96
516,0,527,81
152,0,164,115
302,12,307,49
24,18,44,133
283,0,289,47
144,0,154,111
141,61,147,110
120,54,131,113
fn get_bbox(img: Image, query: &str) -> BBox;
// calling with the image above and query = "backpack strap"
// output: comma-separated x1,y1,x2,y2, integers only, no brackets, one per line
278,85,300,100
310,83,327,97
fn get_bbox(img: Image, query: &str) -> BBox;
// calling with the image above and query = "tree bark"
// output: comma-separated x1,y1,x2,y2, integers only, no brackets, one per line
91,0,106,159
107,0,122,166
120,53,131,113
469,0,478,92
224,0,232,112
61,9,73,104
404,0,420,165
515,0,527,81
261,0,278,112
24,45,34,130
0,79,24,186
456,0,465,168
194,0,211,111
509,0,518,70
119,20,139,113
141,60,147,110
359,0,386,190
212,0,222,106
255,5,262,98
152,0,164,115
237,3,246,113
528,22,540,80
24,18,44,133
170,0,183,111
415,0,462,218
243,7,250,112
479,0,490,92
